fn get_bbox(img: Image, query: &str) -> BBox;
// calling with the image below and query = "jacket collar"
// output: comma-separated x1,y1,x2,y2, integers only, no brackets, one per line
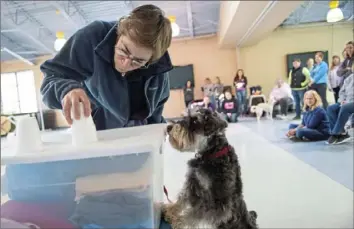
94,22,173,77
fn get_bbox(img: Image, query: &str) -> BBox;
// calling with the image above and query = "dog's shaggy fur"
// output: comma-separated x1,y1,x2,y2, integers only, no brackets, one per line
163,108,258,229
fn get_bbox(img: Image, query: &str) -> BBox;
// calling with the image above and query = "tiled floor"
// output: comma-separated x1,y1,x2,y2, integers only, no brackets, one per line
163,120,353,228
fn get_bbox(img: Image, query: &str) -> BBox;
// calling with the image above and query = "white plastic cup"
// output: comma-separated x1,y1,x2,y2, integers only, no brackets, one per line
71,102,98,146
15,117,43,154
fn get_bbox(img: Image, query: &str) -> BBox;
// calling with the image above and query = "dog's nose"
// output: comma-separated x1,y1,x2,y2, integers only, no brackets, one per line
166,125,173,133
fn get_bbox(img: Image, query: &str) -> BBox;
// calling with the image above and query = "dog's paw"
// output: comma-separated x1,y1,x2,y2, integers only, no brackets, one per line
170,218,185,229
162,203,177,223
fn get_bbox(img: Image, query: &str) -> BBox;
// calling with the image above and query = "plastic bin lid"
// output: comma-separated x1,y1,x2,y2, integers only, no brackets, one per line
1,124,166,165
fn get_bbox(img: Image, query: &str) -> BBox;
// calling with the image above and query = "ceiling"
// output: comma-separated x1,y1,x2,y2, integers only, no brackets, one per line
281,0,354,26
0,0,220,62
1,1,353,63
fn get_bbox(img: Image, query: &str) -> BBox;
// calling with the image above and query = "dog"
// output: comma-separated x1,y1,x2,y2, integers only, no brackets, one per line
163,108,258,229
250,98,276,121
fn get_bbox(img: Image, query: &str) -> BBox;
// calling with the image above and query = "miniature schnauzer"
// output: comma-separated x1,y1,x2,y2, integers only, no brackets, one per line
163,108,258,229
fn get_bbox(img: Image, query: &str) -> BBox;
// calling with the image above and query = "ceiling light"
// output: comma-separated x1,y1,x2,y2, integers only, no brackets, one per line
326,0,344,23
54,31,67,52
168,16,180,37
327,8,344,23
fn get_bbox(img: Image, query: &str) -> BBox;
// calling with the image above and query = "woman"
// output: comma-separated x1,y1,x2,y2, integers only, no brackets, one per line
286,90,330,142
213,76,224,109
201,78,215,106
269,79,292,118
40,5,173,131
328,55,342,103
337,41,353,79
327,65,354,145
221,91,239,123
202,96,216,111
310,52,329,109
183,80,194,108
233,69,248,114
33,4,173,229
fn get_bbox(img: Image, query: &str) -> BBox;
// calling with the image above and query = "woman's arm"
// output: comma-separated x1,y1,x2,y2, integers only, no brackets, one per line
40,21,100,109
301,68,311,86
312,63,328,84
147,75,170,124
244,77,248,88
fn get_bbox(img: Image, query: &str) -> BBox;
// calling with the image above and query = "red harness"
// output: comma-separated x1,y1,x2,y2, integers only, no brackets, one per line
163,145,231,203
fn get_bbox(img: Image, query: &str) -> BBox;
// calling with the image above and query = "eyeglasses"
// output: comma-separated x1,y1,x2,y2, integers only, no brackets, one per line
115,47,150,69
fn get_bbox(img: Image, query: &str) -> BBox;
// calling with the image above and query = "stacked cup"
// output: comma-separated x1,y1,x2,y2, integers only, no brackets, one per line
70,102,98,146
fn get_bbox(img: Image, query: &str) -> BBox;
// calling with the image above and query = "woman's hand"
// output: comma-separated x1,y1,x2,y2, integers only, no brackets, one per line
287,129,296,137
62,88,91,125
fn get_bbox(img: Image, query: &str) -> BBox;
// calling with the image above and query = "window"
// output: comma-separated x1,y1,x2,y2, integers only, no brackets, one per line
1,70,38,114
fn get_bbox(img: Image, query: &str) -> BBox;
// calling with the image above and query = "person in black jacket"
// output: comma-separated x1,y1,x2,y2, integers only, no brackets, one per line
221,91,239,123
40,5,173,131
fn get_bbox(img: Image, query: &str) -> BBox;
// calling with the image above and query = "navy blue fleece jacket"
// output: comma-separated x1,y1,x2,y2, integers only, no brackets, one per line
301,106,330,134
40,20,173,130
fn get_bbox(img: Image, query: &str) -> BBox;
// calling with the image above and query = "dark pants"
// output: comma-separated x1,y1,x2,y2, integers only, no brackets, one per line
291,89,306,117
332,87,340,103
185,100,192,108
327,102,354,135
289,124,329,141
310,83,328,109
222,113,239,123
273,97,290,117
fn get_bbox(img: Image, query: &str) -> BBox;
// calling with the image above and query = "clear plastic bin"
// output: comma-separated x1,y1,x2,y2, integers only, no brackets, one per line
1,124,165,229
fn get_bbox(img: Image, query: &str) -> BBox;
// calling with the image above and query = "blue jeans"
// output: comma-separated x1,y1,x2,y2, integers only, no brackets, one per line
237,90,247,114
222,112,239,123
288,124,329,141
327,102,354,135
291,89,306,117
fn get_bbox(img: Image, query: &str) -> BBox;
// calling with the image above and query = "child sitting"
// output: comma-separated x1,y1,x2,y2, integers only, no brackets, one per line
221,91,239,123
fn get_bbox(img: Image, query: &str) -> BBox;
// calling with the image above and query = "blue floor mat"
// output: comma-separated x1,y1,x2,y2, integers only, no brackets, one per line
241,118,354,191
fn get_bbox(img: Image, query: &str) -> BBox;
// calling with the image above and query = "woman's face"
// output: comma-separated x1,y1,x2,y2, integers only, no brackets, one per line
304,92,316,107
333,57,340,66
237,70,243,77
307,58,314,67
114,35,152,74
346,43,353,57
205,79,211,84
315,54,322,64
225,92,232,100
186,81,191,87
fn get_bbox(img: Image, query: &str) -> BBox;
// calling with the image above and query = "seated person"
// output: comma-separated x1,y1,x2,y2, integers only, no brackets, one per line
326,70,354,145
200,96,215,111
269,79,293,118
286,90,330,141
220,91,239,123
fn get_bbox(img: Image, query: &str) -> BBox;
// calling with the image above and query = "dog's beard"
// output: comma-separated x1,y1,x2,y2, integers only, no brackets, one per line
168,124,196,152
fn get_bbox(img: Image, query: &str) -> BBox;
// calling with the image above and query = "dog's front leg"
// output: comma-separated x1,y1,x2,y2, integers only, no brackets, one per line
162,193,188,228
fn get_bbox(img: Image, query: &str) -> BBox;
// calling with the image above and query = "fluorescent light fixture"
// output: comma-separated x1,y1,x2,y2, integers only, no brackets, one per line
54,31,67,52
327,7,344,23
168,16,180,37
171,22,180,37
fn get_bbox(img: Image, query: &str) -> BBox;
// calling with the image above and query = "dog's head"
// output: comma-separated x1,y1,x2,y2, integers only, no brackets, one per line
250,106,257,113
166,108,228,152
